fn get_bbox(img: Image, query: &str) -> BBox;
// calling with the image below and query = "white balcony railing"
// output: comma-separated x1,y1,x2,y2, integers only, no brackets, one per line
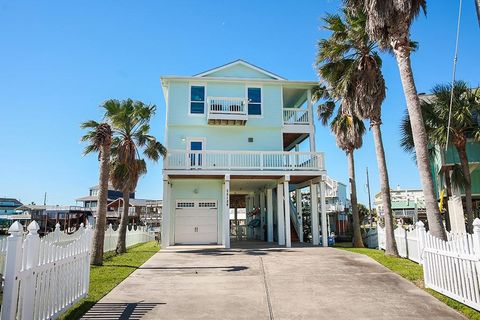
283,108,310,125
165,150,324,171
106,207,137,218
207,97,248,124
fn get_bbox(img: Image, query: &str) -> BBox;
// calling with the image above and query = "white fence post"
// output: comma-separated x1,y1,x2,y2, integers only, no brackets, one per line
416,221,426,265
54,222,61,243
472,219,480,289
83,223,92,294
1,222,24,320
21,221,41,320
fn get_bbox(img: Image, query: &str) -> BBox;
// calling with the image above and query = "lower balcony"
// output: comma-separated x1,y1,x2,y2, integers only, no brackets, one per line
165,150,324,172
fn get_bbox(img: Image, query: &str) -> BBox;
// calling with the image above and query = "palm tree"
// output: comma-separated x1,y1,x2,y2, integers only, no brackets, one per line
400,81,480,232
103,99,167,254
81,121,112,265
317,95,365,247
315,10,398,256
345,0,447,240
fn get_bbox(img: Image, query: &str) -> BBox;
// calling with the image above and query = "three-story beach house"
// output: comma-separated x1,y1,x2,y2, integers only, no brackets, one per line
160,60,329,248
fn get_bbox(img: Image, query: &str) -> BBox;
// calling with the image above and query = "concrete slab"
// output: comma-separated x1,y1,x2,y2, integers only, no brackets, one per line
83,243,465,319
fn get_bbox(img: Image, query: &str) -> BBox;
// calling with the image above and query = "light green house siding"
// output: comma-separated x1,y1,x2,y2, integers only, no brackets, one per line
431,141,480,198
166,81,284,151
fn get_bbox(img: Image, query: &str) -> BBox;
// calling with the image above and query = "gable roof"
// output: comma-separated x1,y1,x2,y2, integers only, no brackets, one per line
193,59,286,80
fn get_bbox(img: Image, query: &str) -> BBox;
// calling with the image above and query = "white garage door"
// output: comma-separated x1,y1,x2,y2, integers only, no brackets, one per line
175,200,218,244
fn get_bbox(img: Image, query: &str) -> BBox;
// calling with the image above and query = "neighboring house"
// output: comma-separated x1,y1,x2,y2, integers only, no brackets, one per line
160,59,329,248
15,205,91,235
430,142,480,217
374,187,426,224
324,176,352,238
75,184,135,217
0,198,23,214
106,198,162,227
0,198,24,228
419,92,480,218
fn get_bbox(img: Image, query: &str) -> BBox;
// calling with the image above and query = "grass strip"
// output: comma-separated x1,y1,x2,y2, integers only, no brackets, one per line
337,245,480,320
61,241,159,320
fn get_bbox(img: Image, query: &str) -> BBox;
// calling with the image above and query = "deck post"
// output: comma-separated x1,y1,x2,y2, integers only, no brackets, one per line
320,179,328,247
307,89,316,152
310,181,320,245
277,182,285,245
161,176,171,248
296,188,304,242
260,191,266,241
224,175,230,248
284,176,291,248
267,189,273,242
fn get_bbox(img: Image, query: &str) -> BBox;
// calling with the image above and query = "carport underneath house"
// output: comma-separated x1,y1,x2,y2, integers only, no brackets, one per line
161,171,330,249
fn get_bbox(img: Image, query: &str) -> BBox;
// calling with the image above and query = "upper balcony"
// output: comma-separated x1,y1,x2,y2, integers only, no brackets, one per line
207,97,248,125
165,150,324,173
283,107,311,131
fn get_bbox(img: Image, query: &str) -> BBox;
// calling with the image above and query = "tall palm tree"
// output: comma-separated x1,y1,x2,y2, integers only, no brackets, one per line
345,0,447,240
401,81,480,232
103,99,167,254
315,10,398,256
317,95,365,248
81,121,112,265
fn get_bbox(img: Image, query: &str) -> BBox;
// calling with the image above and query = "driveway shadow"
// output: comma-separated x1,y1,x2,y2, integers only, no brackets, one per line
81,302,165,319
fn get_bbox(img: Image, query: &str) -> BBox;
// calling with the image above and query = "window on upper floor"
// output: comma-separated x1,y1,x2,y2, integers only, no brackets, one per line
190,85,205,114
247,87,261,116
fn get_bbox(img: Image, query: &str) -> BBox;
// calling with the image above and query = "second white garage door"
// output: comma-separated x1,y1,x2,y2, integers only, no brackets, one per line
175,200,218,244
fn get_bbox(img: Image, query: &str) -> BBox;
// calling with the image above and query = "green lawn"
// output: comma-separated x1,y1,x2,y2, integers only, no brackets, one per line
61,241,159,320
337,245,480,320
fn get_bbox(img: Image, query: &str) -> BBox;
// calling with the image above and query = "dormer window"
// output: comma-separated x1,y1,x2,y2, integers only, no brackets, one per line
190,85,205,114
247,87,262,116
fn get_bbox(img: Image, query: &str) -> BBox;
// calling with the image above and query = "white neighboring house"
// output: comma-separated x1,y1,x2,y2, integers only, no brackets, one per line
375,186,426,224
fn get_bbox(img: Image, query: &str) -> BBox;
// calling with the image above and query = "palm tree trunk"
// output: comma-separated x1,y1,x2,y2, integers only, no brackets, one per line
116,190,129,254
393,43,447,240
371,123,398,256
347,150,364,248
456,145,474,233
90,142,110,265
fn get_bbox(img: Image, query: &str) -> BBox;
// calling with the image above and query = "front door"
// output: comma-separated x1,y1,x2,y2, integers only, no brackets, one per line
188,140,204,168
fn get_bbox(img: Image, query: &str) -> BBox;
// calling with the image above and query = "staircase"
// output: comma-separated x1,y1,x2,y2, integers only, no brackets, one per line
289,199,302,242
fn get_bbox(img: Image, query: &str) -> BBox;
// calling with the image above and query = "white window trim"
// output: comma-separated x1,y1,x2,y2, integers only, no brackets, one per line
245,84,263,118
186,137,206,151
188,82,207,116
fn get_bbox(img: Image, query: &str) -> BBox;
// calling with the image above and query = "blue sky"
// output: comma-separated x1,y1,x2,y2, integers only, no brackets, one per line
0,0,479,206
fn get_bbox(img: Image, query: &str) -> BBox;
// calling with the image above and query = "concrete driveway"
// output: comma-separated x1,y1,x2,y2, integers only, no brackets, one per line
83,242,464,319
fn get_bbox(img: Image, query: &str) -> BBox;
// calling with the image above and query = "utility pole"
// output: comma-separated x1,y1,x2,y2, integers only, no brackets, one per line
366,167,372,229
43,192,47,205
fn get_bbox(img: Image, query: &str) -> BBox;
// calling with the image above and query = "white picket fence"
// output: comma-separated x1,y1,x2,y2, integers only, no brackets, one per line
0,221,155,319
1,221,92,320
376,219,480,311
103,224,155,252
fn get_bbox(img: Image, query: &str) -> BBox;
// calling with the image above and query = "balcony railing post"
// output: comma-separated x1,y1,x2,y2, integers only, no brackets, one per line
260,153,264,170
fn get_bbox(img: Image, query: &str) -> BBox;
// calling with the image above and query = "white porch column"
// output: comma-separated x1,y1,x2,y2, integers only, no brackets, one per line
223,175,230,248
267,188,273,242
320,179,328,247
296,188,304,242
307,89,316,152
277,183,285,245
161,176,171,249
310,182,320,246
260,191,266,241
284,176,291,248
